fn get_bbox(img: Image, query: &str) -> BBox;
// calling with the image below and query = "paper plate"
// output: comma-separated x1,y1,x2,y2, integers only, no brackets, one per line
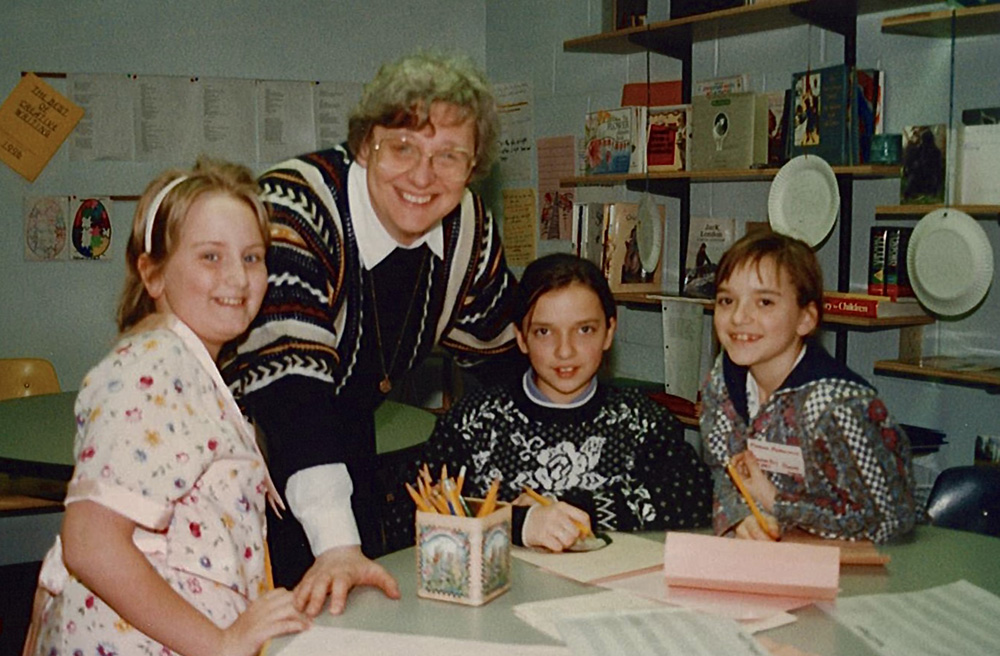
636,193,663,272
767,155,840,247
908,208,994,316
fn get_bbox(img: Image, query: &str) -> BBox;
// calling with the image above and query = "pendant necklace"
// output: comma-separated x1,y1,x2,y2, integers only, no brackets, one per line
367,249,429,394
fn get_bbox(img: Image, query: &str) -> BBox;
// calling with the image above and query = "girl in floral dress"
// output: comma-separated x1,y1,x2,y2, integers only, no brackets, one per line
24,159,310,656
385,253,712,553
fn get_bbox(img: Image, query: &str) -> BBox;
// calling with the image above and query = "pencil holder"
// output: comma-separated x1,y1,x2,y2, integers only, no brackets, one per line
415,499,512,606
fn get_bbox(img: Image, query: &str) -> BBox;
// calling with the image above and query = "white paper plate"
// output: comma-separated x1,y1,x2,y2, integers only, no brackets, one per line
767,155,840,247
636,193,663,272
908,208,994,316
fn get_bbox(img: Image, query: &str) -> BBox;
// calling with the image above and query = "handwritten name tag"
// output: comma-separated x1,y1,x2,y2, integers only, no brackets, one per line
747,439,806,477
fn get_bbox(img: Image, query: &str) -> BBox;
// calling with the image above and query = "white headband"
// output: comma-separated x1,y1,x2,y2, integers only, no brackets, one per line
143,176,189,254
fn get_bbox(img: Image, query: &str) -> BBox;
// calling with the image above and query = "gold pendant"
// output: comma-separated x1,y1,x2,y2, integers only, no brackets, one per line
379,377,392,394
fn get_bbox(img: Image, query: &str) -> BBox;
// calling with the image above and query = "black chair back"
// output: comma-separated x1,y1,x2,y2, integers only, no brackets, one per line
925,466,1000,538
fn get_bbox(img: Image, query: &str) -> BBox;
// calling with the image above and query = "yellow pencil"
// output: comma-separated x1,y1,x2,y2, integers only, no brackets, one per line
477,477,501,517
406,481,434,513
522,486,594,538
725,460,780,540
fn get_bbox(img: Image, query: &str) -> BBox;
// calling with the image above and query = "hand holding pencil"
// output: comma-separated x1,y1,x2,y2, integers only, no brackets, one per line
520,486,597,552
726,454,780,541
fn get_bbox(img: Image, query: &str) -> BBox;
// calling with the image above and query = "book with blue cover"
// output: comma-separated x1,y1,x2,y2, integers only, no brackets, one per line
788,64,851,165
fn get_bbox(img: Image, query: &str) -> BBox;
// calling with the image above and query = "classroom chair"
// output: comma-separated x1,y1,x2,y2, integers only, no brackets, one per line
0,359,61,401
925,466,1000,538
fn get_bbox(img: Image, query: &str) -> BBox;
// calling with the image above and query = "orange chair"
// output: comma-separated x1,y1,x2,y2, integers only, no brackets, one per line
0,358,61,401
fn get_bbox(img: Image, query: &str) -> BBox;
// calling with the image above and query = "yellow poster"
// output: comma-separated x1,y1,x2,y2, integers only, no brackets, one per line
0,73,84,182
501,187,537,268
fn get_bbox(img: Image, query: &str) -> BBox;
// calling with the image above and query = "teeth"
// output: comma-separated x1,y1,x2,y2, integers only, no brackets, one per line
217,298,243,306
401,191,431,204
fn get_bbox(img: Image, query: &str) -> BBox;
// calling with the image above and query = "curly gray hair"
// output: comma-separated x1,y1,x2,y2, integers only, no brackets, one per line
348,50,499,181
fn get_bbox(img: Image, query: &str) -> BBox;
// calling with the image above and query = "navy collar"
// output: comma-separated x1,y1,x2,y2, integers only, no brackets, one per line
722,340,872,423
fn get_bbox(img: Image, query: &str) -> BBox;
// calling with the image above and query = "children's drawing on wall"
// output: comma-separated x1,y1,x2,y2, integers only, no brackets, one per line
70,196,113,260
539,190,574,241
24,195,70,261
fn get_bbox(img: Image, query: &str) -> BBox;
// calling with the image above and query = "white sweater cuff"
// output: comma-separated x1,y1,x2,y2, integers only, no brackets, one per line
286,464,361,555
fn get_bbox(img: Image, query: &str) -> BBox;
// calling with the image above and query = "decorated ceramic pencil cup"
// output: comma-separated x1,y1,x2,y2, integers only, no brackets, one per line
415,499,512,606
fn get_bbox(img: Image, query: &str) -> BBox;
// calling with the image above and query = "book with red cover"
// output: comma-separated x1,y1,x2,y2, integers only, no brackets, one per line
823,291,926,319
621,80,683,107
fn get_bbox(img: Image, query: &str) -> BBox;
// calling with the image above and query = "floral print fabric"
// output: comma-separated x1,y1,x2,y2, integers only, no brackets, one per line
30,315,274,655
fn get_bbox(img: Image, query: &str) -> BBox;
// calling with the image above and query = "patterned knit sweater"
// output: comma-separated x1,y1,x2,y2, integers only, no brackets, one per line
386,380,712,549
701,343,918,544
220,146,521,574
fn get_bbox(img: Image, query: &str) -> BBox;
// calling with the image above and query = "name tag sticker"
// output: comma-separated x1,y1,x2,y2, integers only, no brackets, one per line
747,439,806,477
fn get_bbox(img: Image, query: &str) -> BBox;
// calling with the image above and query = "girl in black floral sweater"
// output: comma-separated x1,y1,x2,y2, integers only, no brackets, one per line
386,253,711,552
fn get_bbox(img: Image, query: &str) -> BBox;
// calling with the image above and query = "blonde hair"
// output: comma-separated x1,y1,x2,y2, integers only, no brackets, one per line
117,157,269,333
347,50,499,181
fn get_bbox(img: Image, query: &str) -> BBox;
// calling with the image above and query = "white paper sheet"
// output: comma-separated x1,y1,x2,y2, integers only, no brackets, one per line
830,579,1000,656
557,608,772,656
513,590,669,642
512,532,663,584
276,626,571,656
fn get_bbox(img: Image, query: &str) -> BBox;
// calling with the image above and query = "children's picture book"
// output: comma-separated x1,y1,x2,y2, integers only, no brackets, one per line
583,107,645,175
646,104,690,172
764,89,789,166
788,64,851,165
900,124,946,204
683,217,736,298
603,201,664,293
693,73,750,97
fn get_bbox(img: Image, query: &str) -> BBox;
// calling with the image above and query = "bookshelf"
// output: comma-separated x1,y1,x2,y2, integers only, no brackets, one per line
881,5,1000,38
875,204,1000,219
563,0,969,385
875,356,1000,390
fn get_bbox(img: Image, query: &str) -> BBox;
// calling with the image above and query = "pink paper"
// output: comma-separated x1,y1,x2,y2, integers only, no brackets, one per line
662,532,840,601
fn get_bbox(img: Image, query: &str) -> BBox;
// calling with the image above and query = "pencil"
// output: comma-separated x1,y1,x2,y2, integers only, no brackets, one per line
477,477,501,517
725,460,780,540
406,482,434,513
522,486,594,538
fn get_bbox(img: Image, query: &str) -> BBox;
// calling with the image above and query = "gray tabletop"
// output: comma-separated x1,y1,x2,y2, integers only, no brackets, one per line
269,526,1000,656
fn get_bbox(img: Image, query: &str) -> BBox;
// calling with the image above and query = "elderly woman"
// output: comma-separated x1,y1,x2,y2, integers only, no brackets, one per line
223,51,521,616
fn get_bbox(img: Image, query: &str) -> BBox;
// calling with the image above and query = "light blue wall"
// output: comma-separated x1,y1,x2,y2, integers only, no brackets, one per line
0,0,487,389
484,0,999,470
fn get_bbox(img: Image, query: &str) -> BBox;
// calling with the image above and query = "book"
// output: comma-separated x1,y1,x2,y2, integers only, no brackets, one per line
788,64,851,165
885,227,914,299
583,107,645,175
764,89,789,166
823,291,926,319
603,201,664,293
683,217,736,298
690,92,769,171
574,202,609,269
646,104,690,172
867,227,888,296
856,68,882,163
693,73,750,98
900,124,946,204
621,80,682,107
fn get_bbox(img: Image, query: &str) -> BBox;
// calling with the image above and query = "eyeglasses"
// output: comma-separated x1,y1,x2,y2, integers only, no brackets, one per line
373,136,475,182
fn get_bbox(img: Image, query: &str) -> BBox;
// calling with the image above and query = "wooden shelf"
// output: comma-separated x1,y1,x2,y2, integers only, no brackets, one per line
613,293,932,327
882,5,1000,38
875,356,1000,390
565,1,930,58
876,204,1000,219
562,164,900,188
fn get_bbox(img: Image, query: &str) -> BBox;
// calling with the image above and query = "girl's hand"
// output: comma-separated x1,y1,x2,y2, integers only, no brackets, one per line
734,513,780,541
219,587,311,656
731,450,778,513
522,500,592,552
